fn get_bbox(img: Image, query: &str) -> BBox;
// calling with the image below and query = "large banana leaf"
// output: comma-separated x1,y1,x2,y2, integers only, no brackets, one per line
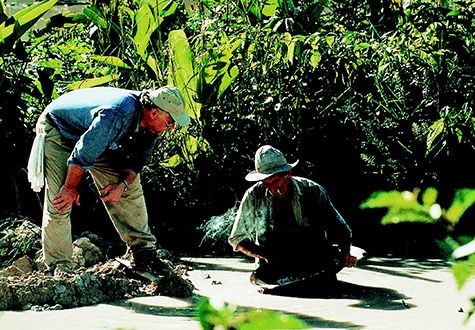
168,29,201,121
0,0,57,55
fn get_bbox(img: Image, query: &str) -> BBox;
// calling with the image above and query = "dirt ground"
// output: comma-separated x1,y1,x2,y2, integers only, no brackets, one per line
0,256,473,330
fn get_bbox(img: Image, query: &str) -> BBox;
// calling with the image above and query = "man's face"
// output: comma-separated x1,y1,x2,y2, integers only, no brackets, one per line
261,172,291,199
141,108,175,135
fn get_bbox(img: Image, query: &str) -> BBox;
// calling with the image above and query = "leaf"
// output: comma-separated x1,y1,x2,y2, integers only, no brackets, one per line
309,50,321,68
452,255,475,290
89,55,131,69
239,310,309,329
261,0,279,17
168,29,201,120
160,154,183,168
354,42,371,51
380,209,436,225
425,119,444,155
134,3,158,58
325,35,335,47
0,0,57,54
83,5,108,29
360,190,419,209
421,187,438,206
66,74,118,90
453,240,475,259
287,40,295,65
446,189,475,224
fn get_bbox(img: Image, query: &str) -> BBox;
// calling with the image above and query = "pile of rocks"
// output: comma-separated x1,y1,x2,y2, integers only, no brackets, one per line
0,217,194,311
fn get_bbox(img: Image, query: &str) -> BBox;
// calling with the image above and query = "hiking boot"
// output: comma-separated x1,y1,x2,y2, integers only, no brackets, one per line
119,247,159,271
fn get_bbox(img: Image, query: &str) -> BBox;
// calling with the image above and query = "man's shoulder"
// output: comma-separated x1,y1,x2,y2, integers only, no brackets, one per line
292,176,320,187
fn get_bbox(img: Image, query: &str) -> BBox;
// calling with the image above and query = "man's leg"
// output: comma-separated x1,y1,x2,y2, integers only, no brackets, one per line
89,165,157,259
42,122,74,270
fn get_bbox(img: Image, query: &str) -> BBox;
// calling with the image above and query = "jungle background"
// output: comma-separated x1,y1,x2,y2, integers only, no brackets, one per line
1,0,474,261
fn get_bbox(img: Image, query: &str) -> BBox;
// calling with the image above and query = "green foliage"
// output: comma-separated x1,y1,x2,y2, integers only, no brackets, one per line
196,297,309,329
361,186,475,326
452,253,475,289
360,188,446,225
0,0,57,54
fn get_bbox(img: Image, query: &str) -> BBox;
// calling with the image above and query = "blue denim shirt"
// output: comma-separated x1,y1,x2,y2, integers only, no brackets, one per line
45,87,158,172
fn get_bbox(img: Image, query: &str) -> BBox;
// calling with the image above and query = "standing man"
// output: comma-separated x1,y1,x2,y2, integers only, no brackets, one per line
228,145,358,295
28,86,190,274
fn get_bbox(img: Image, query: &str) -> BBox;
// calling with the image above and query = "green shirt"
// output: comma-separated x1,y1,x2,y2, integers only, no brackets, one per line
228,176,352,255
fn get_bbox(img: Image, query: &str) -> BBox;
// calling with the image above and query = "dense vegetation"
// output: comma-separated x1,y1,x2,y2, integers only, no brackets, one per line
0,0,473,256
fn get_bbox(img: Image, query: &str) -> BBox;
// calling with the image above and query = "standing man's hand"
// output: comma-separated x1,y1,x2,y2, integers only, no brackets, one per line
52,164,84,213
52,185,80,213
99,182,127,202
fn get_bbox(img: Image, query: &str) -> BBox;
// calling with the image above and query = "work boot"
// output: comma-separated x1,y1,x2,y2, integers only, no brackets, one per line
131,247,155,270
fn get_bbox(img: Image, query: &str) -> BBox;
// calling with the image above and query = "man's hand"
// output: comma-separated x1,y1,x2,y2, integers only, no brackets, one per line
342,254,357,268
236,241,271,263
99,182,126,202
52,185,80,213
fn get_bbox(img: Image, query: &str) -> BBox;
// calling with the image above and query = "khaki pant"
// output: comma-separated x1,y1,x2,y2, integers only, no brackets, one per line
41,118,156,269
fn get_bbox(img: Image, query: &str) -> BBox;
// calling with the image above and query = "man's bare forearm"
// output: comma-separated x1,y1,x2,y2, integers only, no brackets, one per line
64,165,85,189
236,241,269,262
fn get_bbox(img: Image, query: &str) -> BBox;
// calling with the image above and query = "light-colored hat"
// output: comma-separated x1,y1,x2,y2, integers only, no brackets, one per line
245,145,299,181
149,86,190,126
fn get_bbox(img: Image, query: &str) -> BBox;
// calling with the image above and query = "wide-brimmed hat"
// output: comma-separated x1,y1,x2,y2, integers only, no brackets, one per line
149,86,190,126
245,145,299,181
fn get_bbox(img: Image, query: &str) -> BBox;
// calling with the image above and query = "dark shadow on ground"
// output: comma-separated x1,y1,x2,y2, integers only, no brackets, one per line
357,257,449,283
258,280,411,311
112,295,364,329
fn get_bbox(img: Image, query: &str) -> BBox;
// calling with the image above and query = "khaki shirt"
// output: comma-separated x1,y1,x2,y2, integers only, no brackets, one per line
228,176,352,255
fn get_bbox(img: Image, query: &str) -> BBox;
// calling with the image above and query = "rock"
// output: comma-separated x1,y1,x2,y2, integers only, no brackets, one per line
1,256,34,277
72,237,104,268
0,217,195,311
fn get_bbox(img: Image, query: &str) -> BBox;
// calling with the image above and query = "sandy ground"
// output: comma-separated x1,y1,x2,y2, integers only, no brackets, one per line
0,256,473,330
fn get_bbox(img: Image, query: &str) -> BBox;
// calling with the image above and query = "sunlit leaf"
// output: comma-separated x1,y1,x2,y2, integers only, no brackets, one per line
360,190,419,209
66,74,118,90
446,189,475,224
39,59,63,69
160,154,183,168
422,187,438,206
380,208,435,225
239,310,309,329
452,255,475,290
453,240,475,259
261,0,279,17
310,50,321,68
426,118,444,155
0,0,57,53
89,55,130,69
168,29,201,120
134,3,158,57
354,42,371,51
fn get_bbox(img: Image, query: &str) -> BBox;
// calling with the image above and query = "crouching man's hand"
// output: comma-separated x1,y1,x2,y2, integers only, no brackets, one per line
342,254,357,268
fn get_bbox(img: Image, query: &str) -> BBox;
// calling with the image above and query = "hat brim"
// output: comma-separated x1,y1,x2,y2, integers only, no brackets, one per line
245,160,299,182
168,111,191,127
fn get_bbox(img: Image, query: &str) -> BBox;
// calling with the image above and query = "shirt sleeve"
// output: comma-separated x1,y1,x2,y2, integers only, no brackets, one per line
317,185,353,254
67,107,124,169
228,188,257,251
